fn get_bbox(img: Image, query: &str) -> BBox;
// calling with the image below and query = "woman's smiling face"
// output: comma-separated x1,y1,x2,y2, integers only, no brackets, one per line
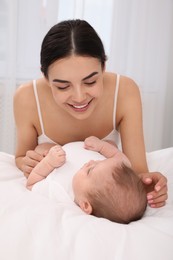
47,55,104,120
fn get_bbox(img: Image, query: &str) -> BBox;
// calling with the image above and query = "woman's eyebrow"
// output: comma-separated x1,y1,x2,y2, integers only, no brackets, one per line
82,72,98,81
52,72,98,83
52,79,69,83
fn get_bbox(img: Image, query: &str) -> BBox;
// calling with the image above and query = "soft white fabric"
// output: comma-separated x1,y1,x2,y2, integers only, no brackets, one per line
0,145,173,260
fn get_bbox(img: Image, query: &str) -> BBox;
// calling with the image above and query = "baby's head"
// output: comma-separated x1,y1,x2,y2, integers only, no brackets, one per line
72,157,147,224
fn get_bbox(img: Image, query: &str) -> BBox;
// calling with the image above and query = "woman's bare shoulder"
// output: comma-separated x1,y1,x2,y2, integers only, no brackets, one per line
119,75,140,94
117,75,142,120
13,82,35,125
14,78,46,105
14,78,45,95
104,71,116,81
14,80,33,100
103,72,117,91
104,72,140,94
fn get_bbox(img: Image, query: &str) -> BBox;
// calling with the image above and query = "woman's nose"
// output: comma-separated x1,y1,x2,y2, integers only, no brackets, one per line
72,86,86,102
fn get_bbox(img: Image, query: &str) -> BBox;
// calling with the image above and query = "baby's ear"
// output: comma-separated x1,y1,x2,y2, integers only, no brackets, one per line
79,200,92,215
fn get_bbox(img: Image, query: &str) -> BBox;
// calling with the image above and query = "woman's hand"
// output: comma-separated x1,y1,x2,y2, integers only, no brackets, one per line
22,150,44,178
139,172,168,208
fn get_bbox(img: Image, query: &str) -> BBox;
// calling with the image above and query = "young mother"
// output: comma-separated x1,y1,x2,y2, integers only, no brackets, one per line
14,19,167,208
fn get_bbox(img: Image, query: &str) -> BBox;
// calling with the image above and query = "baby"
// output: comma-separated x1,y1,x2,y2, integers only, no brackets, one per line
27,136,147,224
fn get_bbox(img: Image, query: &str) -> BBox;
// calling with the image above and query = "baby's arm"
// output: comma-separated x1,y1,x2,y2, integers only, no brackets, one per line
84,136,131,167
84,136,119,158
26,145,66,190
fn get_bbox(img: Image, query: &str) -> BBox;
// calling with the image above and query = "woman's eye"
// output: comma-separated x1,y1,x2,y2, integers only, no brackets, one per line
56,85,69,90
85,81,96,85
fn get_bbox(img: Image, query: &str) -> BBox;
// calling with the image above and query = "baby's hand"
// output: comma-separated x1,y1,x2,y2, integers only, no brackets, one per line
84,136,103,152
45,145,66,168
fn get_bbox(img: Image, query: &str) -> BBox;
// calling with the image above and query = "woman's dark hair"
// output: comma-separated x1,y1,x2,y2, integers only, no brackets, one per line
40,19,107,78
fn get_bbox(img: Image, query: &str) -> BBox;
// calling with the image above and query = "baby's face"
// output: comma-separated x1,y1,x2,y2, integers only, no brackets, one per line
72,157,120,203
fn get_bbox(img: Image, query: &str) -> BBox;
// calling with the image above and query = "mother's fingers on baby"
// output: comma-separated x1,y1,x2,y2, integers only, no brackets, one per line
139,172,153,185
147,190,168,209
147,184,168,199
23,153,42,175
24,172,30,178
148,192,168,203
149,201,166,208
23,165,35,178
149,171,167,187
23,158,39,170
26,150,43,162
152,183,167,196
154,176,167,192
148,195,167,208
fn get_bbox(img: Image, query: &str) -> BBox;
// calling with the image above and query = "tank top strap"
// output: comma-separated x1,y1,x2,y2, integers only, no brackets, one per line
33,80,45,135
112,74,120,129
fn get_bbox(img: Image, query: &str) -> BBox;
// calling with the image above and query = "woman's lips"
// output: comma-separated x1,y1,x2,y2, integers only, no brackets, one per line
73,104,88,109
68,99,93,112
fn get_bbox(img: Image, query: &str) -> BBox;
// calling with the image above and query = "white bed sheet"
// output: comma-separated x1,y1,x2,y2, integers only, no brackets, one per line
0,144,173,260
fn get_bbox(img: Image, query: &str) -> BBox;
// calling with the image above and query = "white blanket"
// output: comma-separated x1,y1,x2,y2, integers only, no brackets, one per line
0,143,173,260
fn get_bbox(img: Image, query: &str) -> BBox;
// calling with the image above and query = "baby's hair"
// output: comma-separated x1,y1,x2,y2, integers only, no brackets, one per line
40,19,107,78
87,164,147,224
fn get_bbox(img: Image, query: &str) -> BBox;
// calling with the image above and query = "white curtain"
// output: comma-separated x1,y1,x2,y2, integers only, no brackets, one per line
0,0,173,154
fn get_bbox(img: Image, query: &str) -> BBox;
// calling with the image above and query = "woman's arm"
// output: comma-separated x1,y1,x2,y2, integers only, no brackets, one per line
117,76,167,207
13,83,43,177
117,77,148,173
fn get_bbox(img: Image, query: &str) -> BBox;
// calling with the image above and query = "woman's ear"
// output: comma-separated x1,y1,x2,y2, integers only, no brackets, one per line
79,200,92,215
